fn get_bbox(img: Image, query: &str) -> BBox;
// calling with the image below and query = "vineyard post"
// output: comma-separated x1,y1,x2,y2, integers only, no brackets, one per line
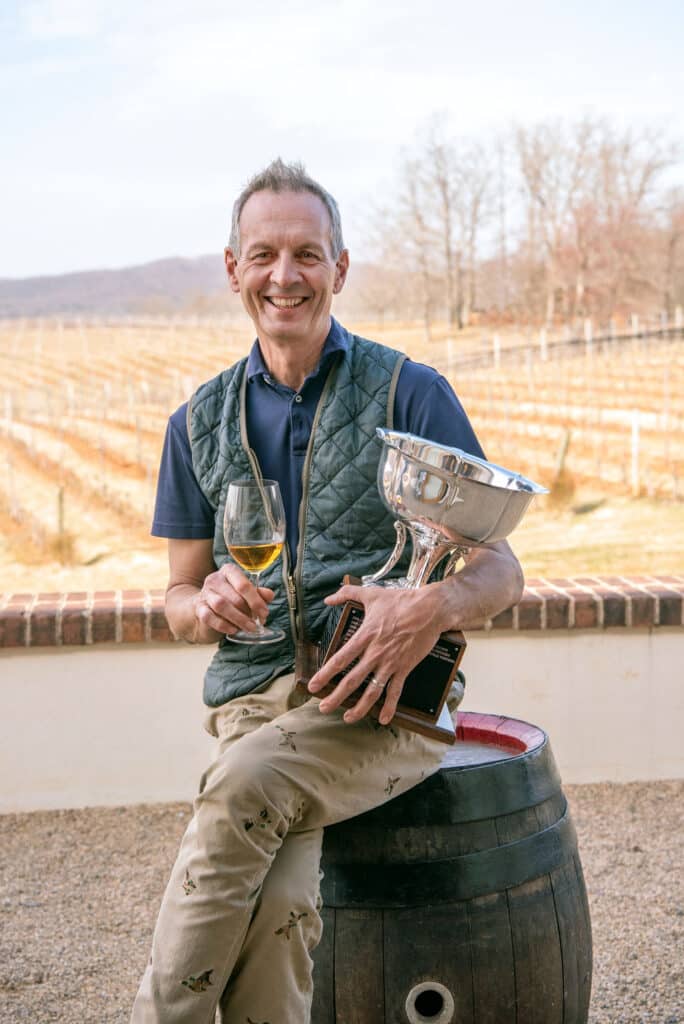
539,327,548,361
663,363,670,464
584,317,593,357
675,305,683,332
525,345,533,397
631,410,640,498
57,486,65,541
493,333,501,370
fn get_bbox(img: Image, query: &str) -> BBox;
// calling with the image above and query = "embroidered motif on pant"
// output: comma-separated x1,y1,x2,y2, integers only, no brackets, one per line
244,808,273,832
182,870,197,895
275,725,297,751
275,910,309,940
181,969,214,993
384,775,401,796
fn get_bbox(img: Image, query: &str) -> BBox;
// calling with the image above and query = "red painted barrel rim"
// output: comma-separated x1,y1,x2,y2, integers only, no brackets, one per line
454,710,546,753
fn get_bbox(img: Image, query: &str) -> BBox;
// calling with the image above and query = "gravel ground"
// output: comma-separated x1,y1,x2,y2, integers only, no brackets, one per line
0,781,682,1024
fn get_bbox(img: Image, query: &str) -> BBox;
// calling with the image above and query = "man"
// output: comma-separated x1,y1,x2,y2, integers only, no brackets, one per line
132,159,523,1023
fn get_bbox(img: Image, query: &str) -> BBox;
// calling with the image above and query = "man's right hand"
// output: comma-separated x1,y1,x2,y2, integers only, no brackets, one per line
164,538,275,644
193,563,275,642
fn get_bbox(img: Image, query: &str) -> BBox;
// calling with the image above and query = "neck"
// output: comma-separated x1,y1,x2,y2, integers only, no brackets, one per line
258,321,331,391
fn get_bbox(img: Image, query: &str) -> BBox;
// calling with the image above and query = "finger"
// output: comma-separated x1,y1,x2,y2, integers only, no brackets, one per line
308,630,369,692
219,564,272,621
318,657,379,713
324,584,365,607
342,673,391,724
200,591,258,634
378,674,407,726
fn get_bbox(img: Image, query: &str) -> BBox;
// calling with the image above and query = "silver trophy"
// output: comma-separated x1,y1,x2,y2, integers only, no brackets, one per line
296,429,548,743
364,428,548,588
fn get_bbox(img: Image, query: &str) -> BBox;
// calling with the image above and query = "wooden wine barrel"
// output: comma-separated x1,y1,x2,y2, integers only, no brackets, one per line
311,712,592,1024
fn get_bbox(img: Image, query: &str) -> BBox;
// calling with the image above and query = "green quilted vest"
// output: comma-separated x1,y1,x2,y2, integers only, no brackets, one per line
188,329,407,706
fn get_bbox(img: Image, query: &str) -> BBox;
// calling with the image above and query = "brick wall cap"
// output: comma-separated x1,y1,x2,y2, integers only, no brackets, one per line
0,576,683,649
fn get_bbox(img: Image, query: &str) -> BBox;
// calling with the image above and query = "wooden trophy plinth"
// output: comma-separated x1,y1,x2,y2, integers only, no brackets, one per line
295,577,466,744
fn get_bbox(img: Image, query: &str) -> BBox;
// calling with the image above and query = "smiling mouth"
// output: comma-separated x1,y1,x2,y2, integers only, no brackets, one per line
265,297,308,309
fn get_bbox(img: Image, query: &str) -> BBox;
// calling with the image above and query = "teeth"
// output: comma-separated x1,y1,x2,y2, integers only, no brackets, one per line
268,297,306,308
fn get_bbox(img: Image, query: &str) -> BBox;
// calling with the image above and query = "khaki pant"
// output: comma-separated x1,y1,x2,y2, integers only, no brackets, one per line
130,673,446,1023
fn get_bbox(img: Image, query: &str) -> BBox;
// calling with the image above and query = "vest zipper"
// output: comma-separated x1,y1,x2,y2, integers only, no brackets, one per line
285,569,298,640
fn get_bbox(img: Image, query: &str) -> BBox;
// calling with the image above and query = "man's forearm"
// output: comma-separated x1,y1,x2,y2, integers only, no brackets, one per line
432,542,524,633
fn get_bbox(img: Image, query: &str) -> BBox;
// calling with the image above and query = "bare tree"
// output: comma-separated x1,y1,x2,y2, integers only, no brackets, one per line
515,118,597,324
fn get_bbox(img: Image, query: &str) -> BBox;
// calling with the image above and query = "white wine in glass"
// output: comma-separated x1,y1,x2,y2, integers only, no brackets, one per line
223,479,286,644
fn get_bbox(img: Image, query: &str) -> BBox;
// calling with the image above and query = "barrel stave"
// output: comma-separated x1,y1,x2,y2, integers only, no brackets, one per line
548,855,593,1024
332,908,384,1022
383,902,475,1024
469,889,517,1024
507,873,564,1023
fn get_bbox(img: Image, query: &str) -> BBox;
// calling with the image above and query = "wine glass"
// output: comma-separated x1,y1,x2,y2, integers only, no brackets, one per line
223,479,286,644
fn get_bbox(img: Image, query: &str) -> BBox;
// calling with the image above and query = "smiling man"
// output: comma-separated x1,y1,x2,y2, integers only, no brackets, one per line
131,159,523,1023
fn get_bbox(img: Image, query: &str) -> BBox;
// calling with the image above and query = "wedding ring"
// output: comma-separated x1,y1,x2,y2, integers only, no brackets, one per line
367,675,386,691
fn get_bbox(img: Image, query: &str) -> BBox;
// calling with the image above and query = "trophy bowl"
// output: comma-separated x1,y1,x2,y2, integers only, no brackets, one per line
377,428,548,547
365,429,549,589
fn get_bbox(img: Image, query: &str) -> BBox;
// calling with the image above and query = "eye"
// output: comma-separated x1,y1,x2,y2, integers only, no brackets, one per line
298,250,319,261
251,250,272,261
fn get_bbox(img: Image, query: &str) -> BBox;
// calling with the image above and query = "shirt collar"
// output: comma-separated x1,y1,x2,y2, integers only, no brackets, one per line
246,317,349,383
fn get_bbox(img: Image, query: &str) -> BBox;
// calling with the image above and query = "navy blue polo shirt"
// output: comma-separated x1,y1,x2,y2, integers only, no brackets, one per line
152,319,484,564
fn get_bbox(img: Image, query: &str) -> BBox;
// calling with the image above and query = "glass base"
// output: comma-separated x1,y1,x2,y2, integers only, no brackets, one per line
226,626,286,645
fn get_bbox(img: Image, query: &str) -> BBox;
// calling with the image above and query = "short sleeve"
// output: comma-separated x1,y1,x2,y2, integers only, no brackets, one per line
151,403,216,539
394,360,485,458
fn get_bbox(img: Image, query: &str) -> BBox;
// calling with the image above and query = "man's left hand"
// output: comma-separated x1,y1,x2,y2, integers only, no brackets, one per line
307,583,448,726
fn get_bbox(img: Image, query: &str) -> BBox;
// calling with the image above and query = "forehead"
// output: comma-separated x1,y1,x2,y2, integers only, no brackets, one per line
239,190,333,250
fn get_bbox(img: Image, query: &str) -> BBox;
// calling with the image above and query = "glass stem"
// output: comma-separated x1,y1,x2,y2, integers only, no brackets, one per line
250,571,266,635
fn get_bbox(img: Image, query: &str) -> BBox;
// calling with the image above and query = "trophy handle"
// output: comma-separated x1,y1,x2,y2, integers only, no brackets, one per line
442,546,471,578
361,521,408,585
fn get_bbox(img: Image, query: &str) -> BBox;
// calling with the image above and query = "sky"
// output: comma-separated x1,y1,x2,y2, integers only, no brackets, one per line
1,0,682,278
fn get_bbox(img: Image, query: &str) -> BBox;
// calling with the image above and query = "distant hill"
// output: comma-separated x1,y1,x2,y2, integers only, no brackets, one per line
0,255,230,317
0,254,411,320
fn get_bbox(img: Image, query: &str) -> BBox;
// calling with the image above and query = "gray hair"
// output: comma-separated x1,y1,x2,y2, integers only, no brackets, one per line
228,158,345,258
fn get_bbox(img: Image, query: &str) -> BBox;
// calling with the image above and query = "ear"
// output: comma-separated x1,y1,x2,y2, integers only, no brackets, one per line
224,247,241,293
333,249,350,294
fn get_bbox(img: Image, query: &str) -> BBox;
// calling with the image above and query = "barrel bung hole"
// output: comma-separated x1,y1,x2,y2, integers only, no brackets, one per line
406,981,455,1024
415,989,444,1016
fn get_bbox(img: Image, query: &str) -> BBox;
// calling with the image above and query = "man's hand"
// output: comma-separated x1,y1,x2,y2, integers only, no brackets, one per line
193,563,275,642
307,539,524,725
164,538,275,644
307,583,447,726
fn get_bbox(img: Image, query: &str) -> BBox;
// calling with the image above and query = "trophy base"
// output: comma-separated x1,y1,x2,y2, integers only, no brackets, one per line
295,580,466,745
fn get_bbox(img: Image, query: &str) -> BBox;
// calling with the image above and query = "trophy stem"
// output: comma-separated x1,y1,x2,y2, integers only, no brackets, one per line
405,523,455,588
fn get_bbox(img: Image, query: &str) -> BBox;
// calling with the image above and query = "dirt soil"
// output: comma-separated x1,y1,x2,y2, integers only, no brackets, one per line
0,781,682,1023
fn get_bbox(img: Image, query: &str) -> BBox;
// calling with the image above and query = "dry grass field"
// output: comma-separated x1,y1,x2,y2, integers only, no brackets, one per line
0,316,682,595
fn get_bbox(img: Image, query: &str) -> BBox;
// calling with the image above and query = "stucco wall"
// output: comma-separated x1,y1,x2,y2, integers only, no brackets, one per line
1,628,681,812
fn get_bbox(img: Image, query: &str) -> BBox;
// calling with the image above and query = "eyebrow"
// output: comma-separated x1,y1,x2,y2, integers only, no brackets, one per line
244,240,326,255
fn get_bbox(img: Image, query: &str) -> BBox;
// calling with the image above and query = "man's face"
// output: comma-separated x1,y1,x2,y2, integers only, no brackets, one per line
224,190,349,348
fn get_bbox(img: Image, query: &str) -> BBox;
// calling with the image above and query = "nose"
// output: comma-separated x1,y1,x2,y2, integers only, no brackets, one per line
270,252,301,288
